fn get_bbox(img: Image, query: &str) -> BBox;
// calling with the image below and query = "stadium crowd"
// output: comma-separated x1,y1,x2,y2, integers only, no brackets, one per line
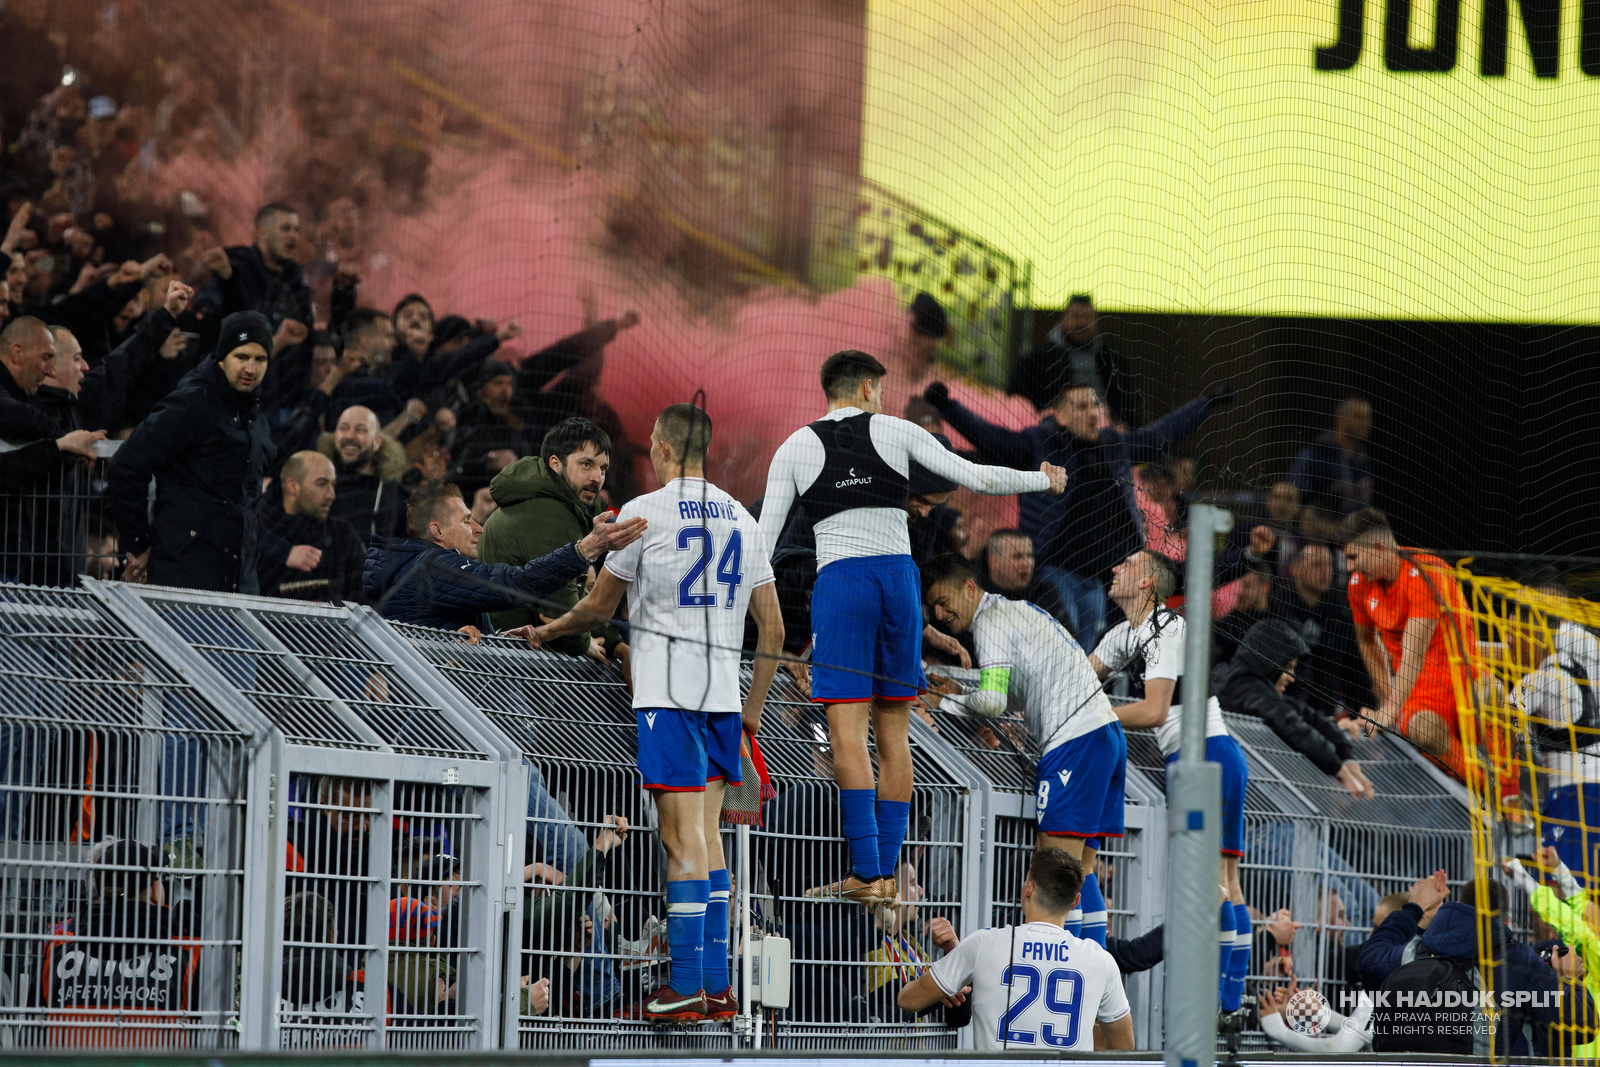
3,75,1597,1056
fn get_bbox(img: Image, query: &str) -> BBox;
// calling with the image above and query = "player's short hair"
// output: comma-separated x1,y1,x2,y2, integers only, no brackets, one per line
1026,848,1085,914
1340,507,1393,546
342,307,389,346
820,349,886,400
921,552,977,597
254,202,297,227
406,481,464,538
1144,551,1179,601
541,417,612,468
655,404,713,464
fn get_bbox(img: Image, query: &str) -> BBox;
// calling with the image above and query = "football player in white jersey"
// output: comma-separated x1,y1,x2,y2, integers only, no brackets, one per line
1089,548,1253,1016
898,848,1133,1051
920,554,1126,948
535,404,785,1023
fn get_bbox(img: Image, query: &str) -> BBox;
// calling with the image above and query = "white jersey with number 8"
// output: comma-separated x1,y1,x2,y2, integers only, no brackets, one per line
927,921,1128,1052
604,477,774,712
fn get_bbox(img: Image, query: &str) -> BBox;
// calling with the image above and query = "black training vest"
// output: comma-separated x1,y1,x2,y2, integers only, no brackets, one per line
797,412,909,522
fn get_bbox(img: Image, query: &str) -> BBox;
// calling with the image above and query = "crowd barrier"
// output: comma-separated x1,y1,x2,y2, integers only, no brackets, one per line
0,579,1474,1051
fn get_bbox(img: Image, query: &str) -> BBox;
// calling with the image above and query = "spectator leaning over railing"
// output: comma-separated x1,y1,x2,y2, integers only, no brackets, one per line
363,480,644,634
108,310,303,592
480,417,624,662
0,315,107,583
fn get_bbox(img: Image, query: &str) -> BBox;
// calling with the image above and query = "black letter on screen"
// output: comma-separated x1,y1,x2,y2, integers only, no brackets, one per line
1480,0,1561,76
1384,0,1462,71
1316,0,1365,69
1584,0,1600,74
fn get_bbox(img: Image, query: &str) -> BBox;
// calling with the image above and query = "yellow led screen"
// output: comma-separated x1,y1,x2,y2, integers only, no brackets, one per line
862,0,1600,321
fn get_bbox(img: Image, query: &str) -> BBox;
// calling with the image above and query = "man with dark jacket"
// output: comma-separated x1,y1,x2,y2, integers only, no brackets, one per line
0,316,107,584
1359,872,1596,1057
1216,619,1374,798
202,204,312,332
975,529,1075,632
1290,396,1373,515
479,418,617,652
108,311,297,593
1010,296,1138,427
451,359,530,494
318,405,408,548
258,451,365,603
363,480,645,632
1269,540,1374,719
923,377,1225,644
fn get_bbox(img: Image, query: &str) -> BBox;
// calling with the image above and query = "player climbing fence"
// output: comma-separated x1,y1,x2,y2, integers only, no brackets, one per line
0,577,1478,1051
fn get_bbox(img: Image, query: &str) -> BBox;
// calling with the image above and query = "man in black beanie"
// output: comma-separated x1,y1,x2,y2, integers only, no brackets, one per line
450,357,530,494
110,310,314,592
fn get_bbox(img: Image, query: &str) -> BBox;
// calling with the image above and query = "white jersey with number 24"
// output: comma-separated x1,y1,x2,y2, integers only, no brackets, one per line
604,477,774,712
928,921,1129,1052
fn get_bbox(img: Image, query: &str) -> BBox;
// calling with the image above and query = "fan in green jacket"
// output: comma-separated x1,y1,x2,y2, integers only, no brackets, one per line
1505,847,1600,1056
479,418,622,657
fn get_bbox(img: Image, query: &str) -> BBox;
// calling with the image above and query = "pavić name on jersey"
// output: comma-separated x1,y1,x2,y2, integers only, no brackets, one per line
1021,939,1075,962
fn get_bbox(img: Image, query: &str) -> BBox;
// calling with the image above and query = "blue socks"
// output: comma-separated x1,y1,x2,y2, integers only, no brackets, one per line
1218,902,1238,1010
1079,872,1107,947
703,869,732,994
666,879,709,994
1227,902,1252,1011
876,799,910,880
1064,906,1083,937
840,789,879,880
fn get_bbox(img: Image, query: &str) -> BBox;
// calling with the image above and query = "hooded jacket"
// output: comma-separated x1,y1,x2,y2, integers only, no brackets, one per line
108,358,284,594
363,536,590,632
937,394,1215,579
1358,900,1594,1056
479,457,603,650
1214,618,1355,777
315,431,408,548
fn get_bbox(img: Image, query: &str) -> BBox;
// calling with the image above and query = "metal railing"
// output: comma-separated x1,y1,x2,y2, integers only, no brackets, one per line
0,578,1474,1051
0,443,121,590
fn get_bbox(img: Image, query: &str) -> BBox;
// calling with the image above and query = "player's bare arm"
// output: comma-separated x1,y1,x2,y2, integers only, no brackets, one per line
534,568,629,643
896,971,969,1012
1115,676,1175,730
743,582,785,734
1098,1015,1135,1050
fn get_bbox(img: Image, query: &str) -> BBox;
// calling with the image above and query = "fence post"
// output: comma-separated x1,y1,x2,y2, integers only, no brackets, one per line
1163,502,1231,1067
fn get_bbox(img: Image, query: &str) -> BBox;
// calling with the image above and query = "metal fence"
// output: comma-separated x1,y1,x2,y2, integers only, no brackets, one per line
0,445,120,590
0,578,1475,1052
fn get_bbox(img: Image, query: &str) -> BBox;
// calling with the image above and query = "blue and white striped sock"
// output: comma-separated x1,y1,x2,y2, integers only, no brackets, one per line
703,869,732,994
666,879,709,994
1217,901,1239,1011
1064,907,1083,938
1078,872,1107,947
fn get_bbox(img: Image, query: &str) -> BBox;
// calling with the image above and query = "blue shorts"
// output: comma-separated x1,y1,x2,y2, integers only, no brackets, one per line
1543,784,1600,881
810,554,928,703
636,708,743,791
1036,722,1127,840
1166,734,1248,857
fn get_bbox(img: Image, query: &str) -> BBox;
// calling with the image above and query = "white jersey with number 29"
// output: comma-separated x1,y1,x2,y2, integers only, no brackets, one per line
928,921,1129,1052
604,477,774,712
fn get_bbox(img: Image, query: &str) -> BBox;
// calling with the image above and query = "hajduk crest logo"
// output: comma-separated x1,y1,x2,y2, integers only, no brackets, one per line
1285,987,1331,1036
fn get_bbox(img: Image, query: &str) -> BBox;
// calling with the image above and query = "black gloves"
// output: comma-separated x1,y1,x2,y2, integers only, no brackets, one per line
1204,381,1236,408
923,381,951,412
